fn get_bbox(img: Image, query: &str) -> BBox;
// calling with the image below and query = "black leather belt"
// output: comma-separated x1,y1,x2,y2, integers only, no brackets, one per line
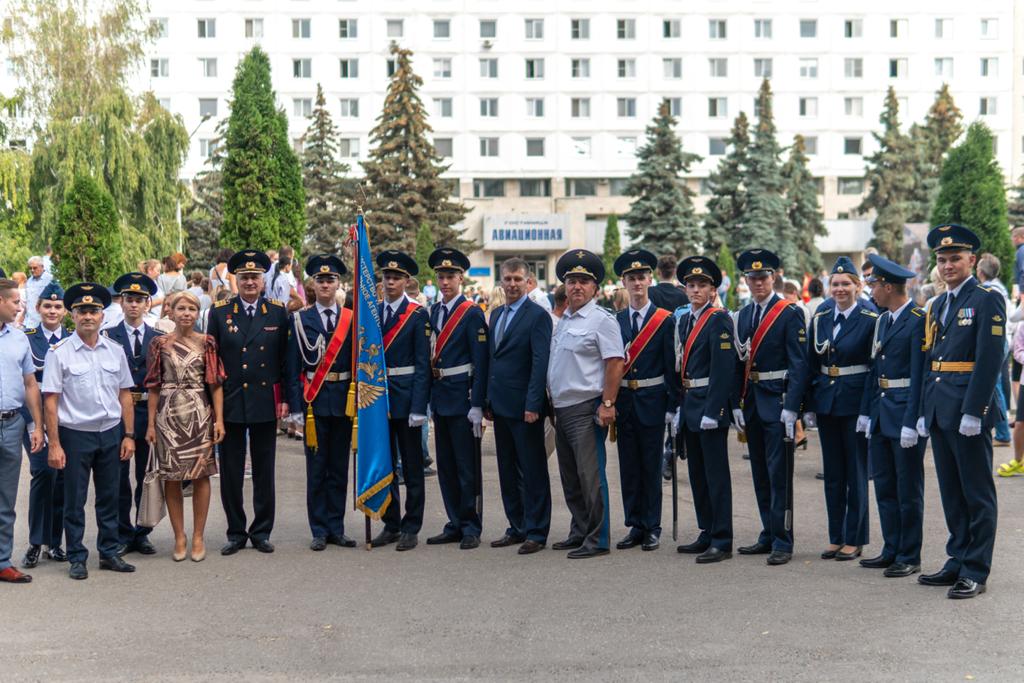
0,409,20,420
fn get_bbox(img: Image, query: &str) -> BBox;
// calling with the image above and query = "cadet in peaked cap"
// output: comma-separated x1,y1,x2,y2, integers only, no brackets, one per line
112,273,158,298
865,254,916,285
736,249,781,276
377,250,419,278
677,256,723,288
831,256,859,278
428,248,470,273
613,249,657,278
304,254,347,279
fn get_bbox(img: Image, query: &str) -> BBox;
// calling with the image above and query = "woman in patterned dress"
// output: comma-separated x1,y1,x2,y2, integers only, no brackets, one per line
144,291,226,562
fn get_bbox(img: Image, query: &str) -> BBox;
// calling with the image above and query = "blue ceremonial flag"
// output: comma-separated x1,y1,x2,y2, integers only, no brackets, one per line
351,215,394,518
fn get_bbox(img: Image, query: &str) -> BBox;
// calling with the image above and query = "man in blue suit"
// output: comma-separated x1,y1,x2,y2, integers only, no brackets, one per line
612,249,677,552
19,283,68,569
285,255,358,551
485,258,552,555
860,254,927,578
917,224,1004,599
426,248,488,549
370,250,431,552
103,272,163,556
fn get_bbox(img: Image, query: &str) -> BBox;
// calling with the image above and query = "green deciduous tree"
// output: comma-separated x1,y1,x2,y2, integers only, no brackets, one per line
361,43,469,253
859,88,918,260
703,112,749,258
221,46,305,252
303,84,355,255
0,149,34,275
53,175,126,285
602,214,622,279
782,134,826,274
623,99,702,256
414,222,437,282
931,122,1012,273
717,242,738,309
908,84,963,222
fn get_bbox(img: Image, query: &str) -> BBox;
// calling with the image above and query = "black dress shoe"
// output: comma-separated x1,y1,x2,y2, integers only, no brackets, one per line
459,535,480,550
860,554,895,569
44,546,67,562
552,537,584,550
835,546,862,561
567,547,609,559
132,537,157,555
766,550,792,565
883,562,921,578
68,562,88,580
490,534,526,548
696,547,732,564
948,577,986,599
21,545,41,569
371,530,401,548
738,541,772,555
518,540,545,555
310,537,327,551
251,538,275,553
113,543,128,557
677,539,710,554
426,532,462,545
220,539,246,556
327,534,357,548
820,547,840,560
641,533,660,551
918,568,958,586
396,533,418,551
615,533,643,550
99,555,136,573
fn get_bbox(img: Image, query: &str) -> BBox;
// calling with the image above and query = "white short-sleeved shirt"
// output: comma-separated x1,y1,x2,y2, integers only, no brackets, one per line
41,332,134,432
547,298,625,408
0,324,35,411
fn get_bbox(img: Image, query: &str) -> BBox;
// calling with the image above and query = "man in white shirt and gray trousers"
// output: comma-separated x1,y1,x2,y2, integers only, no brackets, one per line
547,250,625,559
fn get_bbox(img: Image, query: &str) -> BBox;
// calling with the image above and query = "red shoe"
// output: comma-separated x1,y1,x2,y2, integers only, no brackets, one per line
0,566,32,583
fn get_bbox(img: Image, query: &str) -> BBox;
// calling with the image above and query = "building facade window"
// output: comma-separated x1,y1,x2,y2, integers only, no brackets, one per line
617,58,636,78
479,97,499,117
337,18,356,39
433,19,451,39
571,58,590,79
525,58,545,79
339,98,359,118
480,137,500,157
754,58,773,78
979,97,997,115
197,18,215,38
433,98,453,117
844,137,863,155
709,137,727,155
150,58,169,77
935,57,953,78
479,19,496,38
799,97,818,117
339,138,360,158
434,58,452,79
199,58,217,78
845,58,863,78
292,58,311,78
245,18,263,38
434,138,453,157
708,19,727,39
293,98,312,117
525,18,544,40
844,19,863,38
617,19,636,40
844,97,864,116
889,58,908,78
480,58,498,78
838,177,865,194
339,59,358,78
199,98,217,117
709,58,727,78
571,18,589,40
663,58,682,79
520,179,551,197
386,19,403,38
566,179,597,196
526,97,545,117
525,138,545,157
800,58,818,78
800,19,817,38
754,18,772,38
617,97,637,118
474,179,505,197
663,19,680,38
708,97,727,118
571,97,590,118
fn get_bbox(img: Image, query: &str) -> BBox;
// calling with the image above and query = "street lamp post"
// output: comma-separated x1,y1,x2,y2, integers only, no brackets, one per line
177,113,213,253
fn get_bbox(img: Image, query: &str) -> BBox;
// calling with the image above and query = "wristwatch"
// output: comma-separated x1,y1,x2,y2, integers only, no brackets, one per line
123,432,135,440
602,399,615,408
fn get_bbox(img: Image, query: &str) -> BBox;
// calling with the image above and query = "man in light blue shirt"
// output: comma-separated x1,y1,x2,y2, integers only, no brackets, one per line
23,257,53,329
0,278,44,584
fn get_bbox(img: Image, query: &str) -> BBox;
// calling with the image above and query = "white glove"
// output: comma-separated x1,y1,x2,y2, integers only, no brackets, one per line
408,413,427,428
899,427,919,449
803,412,817,429
958,414,982,437
732,408,746,431
780,409,797,440
916,416,928,438
700,416,718,431
671,409,680,434
468,406,483,438
855,415,870,434
665,411,675,427
288,412,303,425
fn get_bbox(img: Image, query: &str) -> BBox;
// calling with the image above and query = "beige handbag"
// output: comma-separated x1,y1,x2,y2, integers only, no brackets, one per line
137,450,166,528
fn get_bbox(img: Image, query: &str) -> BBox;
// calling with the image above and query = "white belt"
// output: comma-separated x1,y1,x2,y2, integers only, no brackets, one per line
620,375,664,390
820,364,871,377
878,377,910,389
434,363,473,378
305,371,352,382
682,377,710,389
749,369,788,382
387,366,415,377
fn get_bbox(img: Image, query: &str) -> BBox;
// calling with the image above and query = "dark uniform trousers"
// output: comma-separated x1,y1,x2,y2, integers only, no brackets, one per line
382,419,425,535
221,421,278,544
616,412,664,536
745,416,792,553
493,415,550,542
683,426,733,550
60,426,122,563
22,429,63,548
554,397,611,552
305,415,352,538
869,436,925,565
817,415,870,547
434,413,482,538
118,404,152,545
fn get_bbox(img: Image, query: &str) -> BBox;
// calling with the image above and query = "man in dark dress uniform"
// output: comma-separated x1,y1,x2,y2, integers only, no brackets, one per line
425,248,488,549
917,224,1004,599
370,251,431,552
648,255,689,311
674,256,735,563
612,249,677,552
207,250,291,556
104,272,162,556
285,255,357,552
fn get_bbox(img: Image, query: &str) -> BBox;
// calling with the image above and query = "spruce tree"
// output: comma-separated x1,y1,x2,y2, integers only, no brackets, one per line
782,135,826,274
858,88,917,260
623,99,702,256
1008,177,1024,228
908,84,963,221
602,214,622,279
931,122,1012,272
414,222,436,281
703,112,749,257
302,84,354,255
221,46,305,252
741,80,795,269
361,43,469,253
53,175,126,285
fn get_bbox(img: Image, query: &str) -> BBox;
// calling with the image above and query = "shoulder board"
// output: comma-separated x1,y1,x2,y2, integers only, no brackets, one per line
860,309,878,318
911,307,924,317
25,328,37,335
52,337,71,349
977,283,993,292
596,307,616,319
267,298,285,307
813,309,829,318
101,329,110,337
213,299,231,308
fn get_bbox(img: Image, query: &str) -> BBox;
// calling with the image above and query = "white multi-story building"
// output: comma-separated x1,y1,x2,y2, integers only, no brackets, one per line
5,1,1024,286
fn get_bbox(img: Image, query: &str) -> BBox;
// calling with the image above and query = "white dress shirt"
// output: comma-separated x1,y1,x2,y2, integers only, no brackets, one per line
547,298,625,408
41,333,134,432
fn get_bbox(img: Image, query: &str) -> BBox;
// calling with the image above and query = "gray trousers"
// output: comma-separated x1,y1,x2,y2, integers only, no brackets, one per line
554,398,610,551
0,413,26,570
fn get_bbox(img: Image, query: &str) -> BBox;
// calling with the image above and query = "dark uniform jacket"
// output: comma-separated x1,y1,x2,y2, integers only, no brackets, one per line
103,323,164,399
615,305,678,427
429,295,488,417
648,282,689,312
863,304,926,439
677,306,734,430
21,326,67,422
486,298,551,419
804,301,877,417
381,298,431,419
285,305,353,418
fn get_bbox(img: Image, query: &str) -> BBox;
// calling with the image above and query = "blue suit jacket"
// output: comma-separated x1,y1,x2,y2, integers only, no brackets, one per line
429,295,489,416
616,306,678,427
285,306,353,418
678,308,735,430
804,301,878,416
732,295,809,422
920,277,1006,430
486,298,551,419
864,305,926,439
103,322,164,401
381,298,431,419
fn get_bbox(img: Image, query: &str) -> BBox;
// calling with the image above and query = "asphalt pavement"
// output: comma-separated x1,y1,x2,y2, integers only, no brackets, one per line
3,427,1023,681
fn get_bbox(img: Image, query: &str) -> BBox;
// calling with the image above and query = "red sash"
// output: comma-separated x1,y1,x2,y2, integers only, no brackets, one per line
741,299,791,400
624,308,671,374
302,308,353,403
680,307,722,380
383,301,420,351
432,300,474,364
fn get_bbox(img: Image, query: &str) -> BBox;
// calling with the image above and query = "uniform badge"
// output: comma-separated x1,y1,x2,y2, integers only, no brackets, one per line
264,326,278,331
720,332,729,339
993,315,1003,322
993,326,1004,336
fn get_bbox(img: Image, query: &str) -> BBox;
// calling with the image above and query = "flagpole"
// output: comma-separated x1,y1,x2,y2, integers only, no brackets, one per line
346,219,368,550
